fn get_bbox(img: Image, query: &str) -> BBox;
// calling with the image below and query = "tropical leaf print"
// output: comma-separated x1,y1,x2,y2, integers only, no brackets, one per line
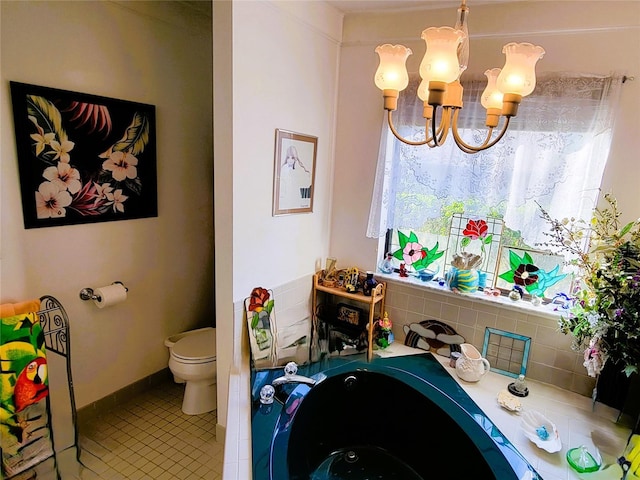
101,112,150,157
125,177,142,196
26,95,67,144
62,101,112,136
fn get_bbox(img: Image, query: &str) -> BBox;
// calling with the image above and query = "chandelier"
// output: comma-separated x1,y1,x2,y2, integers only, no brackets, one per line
374,0,545,153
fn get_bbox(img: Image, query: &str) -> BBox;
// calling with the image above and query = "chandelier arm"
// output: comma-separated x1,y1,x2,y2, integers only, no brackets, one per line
451,111,493,151
456,141,480,155
437,121,450,145
450,112,477,154
451,112,513,153
439,108,451,137
438,108,456,145
430,106,442,147
424,108,451,148
425,117,437,148
387,110,432,146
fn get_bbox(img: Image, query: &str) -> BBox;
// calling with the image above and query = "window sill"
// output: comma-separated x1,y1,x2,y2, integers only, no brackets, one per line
375,272,565,320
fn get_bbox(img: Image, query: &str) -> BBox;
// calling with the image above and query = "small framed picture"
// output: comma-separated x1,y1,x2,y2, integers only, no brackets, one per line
336,303,365,330
272,129,317,216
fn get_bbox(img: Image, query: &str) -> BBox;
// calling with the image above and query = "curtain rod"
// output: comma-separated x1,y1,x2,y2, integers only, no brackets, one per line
623,75,635,83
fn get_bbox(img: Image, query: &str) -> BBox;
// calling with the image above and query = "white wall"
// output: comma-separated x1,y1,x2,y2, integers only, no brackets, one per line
232,0,342,297
213,0,234,438
0,1,213,408
218,0,343,434
331,0,640,270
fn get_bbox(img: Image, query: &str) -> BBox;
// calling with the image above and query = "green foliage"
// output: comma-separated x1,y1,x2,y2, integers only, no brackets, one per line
416,200,464,235
539,193,640,377
501,227,533,249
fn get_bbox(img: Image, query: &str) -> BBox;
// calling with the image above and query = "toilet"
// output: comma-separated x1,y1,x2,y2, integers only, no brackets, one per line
164,327,217,415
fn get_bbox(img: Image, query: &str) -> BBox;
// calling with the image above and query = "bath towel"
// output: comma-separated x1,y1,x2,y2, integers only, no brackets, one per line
0,299,41,318
1,309,54,478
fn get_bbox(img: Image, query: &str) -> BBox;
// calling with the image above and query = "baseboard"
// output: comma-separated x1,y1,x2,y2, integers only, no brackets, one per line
216,423,226,444
77,368,172,426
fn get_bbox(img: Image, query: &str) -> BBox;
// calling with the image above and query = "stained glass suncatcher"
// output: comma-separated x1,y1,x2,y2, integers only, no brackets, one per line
495,246,574,299
445,214,504,287
482,328,531,378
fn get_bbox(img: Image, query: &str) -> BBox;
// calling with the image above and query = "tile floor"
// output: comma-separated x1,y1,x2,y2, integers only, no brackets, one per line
75,379,223,479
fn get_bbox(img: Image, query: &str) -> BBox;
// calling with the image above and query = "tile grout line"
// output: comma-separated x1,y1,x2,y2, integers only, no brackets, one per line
77,380,223,480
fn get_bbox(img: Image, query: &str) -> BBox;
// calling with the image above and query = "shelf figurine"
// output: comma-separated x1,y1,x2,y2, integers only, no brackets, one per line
399,263,408,277
376,312,394,349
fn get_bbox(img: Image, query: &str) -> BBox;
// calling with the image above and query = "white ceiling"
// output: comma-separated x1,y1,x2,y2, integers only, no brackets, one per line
175,0,517,17
326,0,519,13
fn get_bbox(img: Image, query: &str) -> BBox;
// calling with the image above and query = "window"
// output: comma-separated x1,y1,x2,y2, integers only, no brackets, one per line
368,73,624,285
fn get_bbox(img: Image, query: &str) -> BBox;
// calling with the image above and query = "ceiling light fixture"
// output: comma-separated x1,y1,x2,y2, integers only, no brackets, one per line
374,0,545,153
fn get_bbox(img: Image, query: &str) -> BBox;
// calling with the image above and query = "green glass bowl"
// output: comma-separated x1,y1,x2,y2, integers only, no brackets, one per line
566,446,601,473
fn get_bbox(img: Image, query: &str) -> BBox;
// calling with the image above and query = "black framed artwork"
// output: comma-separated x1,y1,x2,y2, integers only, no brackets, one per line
9,82,158,229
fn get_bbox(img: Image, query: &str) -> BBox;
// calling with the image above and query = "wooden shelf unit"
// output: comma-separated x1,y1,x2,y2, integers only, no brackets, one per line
312,272,386,361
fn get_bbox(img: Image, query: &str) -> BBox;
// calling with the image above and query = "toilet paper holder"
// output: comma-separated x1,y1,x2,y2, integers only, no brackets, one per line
79,281,128,301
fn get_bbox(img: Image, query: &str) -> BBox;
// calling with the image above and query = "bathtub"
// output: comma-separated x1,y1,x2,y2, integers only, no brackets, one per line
251,352,540,479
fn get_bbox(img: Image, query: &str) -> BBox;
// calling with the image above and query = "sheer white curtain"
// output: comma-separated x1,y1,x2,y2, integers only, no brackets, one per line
367,72,624,247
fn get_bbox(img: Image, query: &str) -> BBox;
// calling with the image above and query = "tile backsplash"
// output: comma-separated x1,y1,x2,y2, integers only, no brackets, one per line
381,275,595,396
233,272,594,397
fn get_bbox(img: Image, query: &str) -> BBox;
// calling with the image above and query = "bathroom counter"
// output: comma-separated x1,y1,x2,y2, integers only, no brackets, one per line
426,350,632,480
224,344,633,480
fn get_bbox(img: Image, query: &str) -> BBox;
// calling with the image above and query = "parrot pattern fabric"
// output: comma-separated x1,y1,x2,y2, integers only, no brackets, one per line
1,311,54,478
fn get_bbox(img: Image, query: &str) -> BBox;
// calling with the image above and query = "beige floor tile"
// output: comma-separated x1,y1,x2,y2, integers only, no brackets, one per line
62,380,221,479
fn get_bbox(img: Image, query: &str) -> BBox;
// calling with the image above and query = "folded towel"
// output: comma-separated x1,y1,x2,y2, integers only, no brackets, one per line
1,310,54,478
0,299,41,318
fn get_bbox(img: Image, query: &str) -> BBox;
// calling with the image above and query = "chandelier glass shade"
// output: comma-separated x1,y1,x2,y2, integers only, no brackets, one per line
374,1,545,153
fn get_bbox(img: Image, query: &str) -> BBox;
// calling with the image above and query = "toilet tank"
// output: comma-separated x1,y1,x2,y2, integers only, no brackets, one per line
164,327,215,349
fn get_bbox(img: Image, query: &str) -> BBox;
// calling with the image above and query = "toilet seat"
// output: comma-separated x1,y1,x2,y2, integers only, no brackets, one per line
172,329,216,363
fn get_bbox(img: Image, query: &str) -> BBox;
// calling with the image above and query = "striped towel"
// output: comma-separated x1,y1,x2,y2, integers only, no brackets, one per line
1,308,54,478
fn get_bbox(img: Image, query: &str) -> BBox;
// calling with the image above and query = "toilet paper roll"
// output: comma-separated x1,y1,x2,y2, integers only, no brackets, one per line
93,283,127,308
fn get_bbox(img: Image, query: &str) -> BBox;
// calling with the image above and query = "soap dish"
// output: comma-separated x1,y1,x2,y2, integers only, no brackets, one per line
497,390,522,412
566,445,601,473
520,410,562,453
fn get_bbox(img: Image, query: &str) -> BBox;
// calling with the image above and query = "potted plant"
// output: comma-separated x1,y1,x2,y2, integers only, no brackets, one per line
538,193,640,380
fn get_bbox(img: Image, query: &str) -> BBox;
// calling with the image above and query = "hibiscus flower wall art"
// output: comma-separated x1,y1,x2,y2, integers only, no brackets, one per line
10,82,157,228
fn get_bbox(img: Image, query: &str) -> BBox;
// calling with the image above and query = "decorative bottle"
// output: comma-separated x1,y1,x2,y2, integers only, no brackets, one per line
362,271,377,296
378,252,394,274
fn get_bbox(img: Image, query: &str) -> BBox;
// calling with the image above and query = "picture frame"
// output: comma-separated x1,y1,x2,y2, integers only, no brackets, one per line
335,303,365,330
272,129,317,216
9,81,157,229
